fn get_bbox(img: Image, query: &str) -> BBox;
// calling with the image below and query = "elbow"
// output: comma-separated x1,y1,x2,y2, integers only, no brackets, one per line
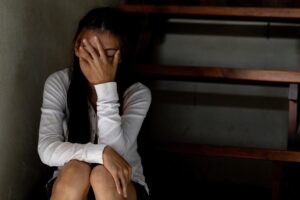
38,147,47,165
38,143,55,167
38,144,49,166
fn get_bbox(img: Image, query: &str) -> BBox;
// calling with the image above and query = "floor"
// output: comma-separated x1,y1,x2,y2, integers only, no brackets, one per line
141,146,300,200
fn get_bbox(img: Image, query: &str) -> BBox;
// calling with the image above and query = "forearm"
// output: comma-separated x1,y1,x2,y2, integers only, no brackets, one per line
38,136,106,166
95,82,151,156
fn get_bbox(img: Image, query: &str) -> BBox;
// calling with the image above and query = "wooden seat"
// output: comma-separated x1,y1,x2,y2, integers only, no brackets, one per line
119,4,300,21
118,4,300,200
134,64,300,199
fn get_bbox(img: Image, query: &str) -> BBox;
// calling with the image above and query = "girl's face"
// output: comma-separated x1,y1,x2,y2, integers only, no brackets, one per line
74,29,122,64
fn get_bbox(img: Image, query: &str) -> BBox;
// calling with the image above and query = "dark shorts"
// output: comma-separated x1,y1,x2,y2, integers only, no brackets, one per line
46,177,150,200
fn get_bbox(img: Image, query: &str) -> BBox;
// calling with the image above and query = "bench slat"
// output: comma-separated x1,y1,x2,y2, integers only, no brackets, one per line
158,143,300,162
119,5,300,20
136,64,300,84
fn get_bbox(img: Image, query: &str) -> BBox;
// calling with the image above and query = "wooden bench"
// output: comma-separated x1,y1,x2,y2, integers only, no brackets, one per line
118,5,300,199
136,64,300,200
136,63,300,155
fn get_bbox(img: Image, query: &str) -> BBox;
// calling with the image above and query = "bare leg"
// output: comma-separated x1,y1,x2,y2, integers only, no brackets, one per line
50,160,91,200
90,165,137,200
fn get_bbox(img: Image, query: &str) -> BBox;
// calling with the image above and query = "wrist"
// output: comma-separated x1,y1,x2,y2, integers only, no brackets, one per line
94,82,118,102
103,145,111,159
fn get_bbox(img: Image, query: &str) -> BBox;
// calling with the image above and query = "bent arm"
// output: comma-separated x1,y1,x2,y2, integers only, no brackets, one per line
38,71,106,167
95,82,151,156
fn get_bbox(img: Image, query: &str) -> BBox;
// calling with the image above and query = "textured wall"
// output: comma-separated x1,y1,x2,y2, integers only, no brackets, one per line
0,0,120,199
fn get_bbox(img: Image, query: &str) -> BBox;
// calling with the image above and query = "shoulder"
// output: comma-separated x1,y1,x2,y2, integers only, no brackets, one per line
45,68,70,90
123,82,152,105
42,68,70,107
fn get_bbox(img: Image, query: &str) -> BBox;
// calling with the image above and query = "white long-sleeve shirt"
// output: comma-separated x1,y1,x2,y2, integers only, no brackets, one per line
38,68,151,192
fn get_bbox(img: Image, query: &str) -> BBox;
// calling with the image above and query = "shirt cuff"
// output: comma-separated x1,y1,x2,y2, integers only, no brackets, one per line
94,82,118,102
83,143,106,164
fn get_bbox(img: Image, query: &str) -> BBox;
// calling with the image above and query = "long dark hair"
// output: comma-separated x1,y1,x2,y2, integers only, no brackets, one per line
67,7,136,144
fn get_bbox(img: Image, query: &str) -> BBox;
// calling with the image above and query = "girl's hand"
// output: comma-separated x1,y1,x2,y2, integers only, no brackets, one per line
76,36,120,85
103,146,132,198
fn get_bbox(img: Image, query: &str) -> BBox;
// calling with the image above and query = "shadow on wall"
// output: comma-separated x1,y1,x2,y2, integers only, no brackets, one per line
16,2,75,199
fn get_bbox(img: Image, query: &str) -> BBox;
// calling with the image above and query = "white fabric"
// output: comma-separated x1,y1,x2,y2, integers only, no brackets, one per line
38,68,151,192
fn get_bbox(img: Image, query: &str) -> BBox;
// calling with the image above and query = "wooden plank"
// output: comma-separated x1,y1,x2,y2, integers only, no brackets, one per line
136,64,300,84
157,143,300,162
119,5,300,19
288,84,299,147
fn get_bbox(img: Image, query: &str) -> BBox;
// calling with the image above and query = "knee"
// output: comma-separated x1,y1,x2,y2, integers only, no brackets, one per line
52,160,91,197
60,160,91,181
90,165,116,189
64,159,90,172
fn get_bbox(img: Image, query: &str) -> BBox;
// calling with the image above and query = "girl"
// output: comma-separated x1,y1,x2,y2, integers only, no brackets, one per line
38,7,151,200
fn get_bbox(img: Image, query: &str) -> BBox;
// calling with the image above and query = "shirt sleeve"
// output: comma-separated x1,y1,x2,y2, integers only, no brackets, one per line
38,71,106,167
95,82,151,156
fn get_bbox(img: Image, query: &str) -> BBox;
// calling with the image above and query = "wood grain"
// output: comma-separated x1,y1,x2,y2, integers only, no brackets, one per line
119,5,300,19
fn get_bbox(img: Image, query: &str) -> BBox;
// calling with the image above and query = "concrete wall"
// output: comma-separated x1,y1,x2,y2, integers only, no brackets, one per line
0,0,120,199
